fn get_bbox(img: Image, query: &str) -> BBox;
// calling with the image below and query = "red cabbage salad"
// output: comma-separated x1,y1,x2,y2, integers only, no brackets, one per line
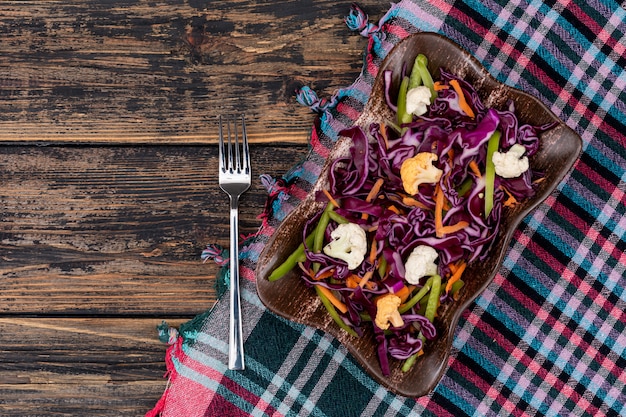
269,54,553,376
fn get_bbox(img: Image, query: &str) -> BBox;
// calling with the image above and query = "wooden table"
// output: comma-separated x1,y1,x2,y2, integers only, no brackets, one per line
0,1,388,414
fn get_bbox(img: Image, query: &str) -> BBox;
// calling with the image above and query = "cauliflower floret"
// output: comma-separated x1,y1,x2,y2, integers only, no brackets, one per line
322,223,367,270
405,86,432,116
375,294,404,330
404,245,438,285
492,144,529,178
400,152,443,195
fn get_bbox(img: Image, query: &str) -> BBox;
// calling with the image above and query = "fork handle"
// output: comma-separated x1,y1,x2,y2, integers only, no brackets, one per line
228,196,245,370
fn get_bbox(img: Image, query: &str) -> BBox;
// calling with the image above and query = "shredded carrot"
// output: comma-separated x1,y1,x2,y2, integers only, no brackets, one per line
500,185,518,207
358,270,375,290
394,285,413,303
438,220,470,236
402,196,429,210
449,79,475,118
317,285,348,314
346,275,359,289
380,123,389,149
366,178,385,203
314,269,335,281
434,184,445,238
445,261,467,293
469,160,482,178
322,189,340,208
434,184,468,237
533,177,546,185
388,205,401,214
362,178,385,220
433,81,449,91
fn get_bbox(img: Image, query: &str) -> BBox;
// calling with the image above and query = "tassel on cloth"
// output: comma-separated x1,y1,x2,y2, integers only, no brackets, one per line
201,244,230,298
295,86,339,114
157,321,179,345
345,2,381,37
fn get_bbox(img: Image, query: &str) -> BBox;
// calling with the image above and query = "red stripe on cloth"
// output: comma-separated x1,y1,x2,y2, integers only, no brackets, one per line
336,101,362,123
445,6,624,141
155,340,220,417
214,376,283,417
310,125,330,159
160,341,282,417
384,22,412,40
562,0,625,56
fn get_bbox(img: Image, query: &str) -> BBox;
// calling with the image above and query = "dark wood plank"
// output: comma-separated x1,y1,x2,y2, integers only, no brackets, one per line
0,144,309,315
0,317,185,416
0,0,388,144
0,1,393,414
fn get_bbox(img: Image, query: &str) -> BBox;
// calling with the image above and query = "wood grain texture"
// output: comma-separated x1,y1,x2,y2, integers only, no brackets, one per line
0,318,186,416
0,144,309,314
0,0,388,144
0,0,388,414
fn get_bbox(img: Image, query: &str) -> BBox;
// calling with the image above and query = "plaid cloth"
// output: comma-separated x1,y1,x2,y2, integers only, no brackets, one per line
148,1,626,416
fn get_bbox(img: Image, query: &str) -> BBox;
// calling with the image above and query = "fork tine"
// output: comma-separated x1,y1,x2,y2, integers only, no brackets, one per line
218,115,225,173
227,116,235,172
241,114,250,174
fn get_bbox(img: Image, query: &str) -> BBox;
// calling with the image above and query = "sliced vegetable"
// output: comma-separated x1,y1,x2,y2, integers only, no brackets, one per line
484,130,501,217
268,233,315,281
267,56,547,375
396,76,412,126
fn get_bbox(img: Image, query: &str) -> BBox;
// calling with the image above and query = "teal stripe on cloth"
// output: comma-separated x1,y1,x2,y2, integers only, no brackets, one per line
147,1,626,416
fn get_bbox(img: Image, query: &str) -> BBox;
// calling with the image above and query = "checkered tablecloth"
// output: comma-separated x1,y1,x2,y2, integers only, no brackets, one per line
148,1,626,416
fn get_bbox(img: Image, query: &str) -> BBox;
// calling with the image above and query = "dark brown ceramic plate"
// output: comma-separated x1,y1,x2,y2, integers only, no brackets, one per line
256,32,582,397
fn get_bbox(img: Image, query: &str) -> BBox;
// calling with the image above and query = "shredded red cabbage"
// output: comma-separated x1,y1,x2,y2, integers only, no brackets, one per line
295,65,553,376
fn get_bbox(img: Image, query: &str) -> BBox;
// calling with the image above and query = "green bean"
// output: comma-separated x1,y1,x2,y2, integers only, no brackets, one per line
327,210,349,224
396,76,412,127
314,203,333,253
315,286,358,338
402,275,441,372
484,130,501,217
408,55,423,89
312,203,333,273
424,274,441,323
401,351,419,372
268,233,315,281
416,54,436,100
398,277,433,314
377,256,388,277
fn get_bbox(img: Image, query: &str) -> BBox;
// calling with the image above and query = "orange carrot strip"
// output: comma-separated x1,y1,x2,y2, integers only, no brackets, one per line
314,269,335,281
317,285,348,314
322,189,340,208
402,196,429,210
388,205,401,214
433,81,449,91
438,221,470,235
446,261,467,293
380,123,389,149
500,185,518,207
361,178,385,220
394,285,412,303
435,184,445,238
359,270,374,289
469,160,482,178
366,178,385,202
449,79,475,118
346,275,359,289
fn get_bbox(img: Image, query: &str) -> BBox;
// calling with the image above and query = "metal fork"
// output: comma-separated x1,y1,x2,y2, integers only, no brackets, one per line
218,114,250,370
